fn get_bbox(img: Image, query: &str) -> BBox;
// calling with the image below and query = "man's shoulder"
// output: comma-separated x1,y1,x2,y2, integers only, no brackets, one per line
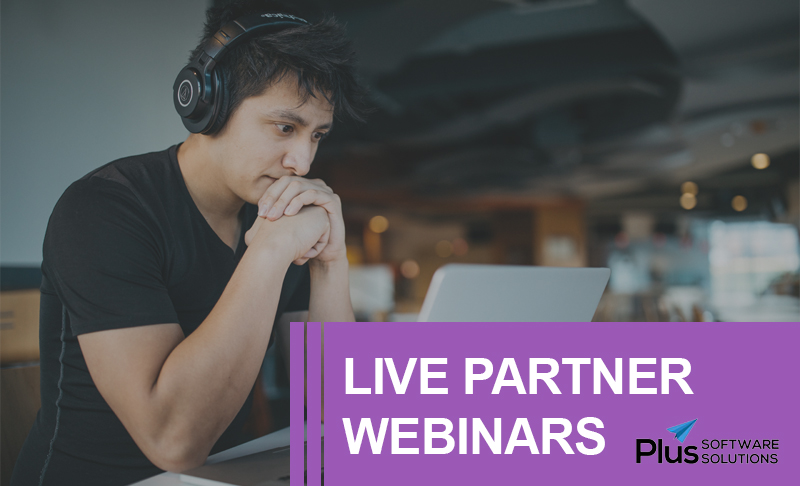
49,146,182,234
81,145,178,193
55,146,180,214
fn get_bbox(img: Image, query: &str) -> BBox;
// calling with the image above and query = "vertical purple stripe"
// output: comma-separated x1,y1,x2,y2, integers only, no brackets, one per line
290,321,305,486
307,322,322,486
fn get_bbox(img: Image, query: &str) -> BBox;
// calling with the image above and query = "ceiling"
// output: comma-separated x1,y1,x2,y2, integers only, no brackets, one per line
282,0,799,218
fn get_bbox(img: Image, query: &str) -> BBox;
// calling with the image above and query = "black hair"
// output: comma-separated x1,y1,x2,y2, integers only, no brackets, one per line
191,0,370,132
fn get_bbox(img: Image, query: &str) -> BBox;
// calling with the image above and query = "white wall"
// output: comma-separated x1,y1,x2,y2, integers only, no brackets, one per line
1,0,209,265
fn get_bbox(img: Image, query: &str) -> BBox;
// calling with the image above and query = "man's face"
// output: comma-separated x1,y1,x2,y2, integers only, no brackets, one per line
210,77,334,205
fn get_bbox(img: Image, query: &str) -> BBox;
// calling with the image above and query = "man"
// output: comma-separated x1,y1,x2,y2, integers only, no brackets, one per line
12,1,368,484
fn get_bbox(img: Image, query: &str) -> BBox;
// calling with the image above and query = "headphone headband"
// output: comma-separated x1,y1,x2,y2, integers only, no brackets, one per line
199,13,309,73
174,12,309,134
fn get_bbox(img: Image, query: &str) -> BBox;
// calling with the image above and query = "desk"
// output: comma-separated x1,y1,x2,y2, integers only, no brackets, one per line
130,424,322,486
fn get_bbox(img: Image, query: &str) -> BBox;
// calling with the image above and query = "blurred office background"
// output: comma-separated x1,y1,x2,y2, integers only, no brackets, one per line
318,0,800,324
1,0,798,474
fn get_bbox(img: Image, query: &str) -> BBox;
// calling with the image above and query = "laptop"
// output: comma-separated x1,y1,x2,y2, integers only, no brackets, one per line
417,264,610,322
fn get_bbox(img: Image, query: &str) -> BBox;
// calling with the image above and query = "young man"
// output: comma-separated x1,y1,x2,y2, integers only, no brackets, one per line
12,1,367,485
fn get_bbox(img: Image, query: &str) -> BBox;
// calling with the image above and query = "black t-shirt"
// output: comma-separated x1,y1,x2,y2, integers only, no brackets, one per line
12,145,310,486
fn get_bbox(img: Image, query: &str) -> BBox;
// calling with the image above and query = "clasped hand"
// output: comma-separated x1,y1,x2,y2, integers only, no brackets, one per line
244,176,345,266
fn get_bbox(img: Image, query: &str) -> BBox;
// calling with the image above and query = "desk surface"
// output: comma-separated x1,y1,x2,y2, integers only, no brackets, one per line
130,426,297,486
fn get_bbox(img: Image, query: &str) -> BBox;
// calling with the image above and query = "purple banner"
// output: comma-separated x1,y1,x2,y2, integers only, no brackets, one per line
320,322,798,485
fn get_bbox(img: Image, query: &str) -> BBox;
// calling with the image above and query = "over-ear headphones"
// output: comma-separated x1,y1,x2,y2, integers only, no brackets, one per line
173,12,309,134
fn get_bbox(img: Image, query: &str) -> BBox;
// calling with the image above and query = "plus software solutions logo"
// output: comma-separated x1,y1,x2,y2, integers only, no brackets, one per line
636,419,780,465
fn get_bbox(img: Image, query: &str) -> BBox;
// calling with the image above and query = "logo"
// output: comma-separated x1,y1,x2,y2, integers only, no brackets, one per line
636,418,780,465
178,80,192,107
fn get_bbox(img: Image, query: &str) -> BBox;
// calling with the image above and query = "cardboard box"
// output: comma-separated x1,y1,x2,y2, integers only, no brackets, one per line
0,290,40,365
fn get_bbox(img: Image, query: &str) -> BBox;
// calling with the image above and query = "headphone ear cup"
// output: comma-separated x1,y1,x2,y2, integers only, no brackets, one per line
173,68,203,119
175,63,217,134
205,69,231,135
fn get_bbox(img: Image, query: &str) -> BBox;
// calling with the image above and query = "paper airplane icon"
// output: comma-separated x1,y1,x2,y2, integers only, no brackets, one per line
667,419,698,443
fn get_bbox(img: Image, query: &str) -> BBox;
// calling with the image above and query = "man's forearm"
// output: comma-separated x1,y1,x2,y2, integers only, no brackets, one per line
308,257,355,323
144,245,293,469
